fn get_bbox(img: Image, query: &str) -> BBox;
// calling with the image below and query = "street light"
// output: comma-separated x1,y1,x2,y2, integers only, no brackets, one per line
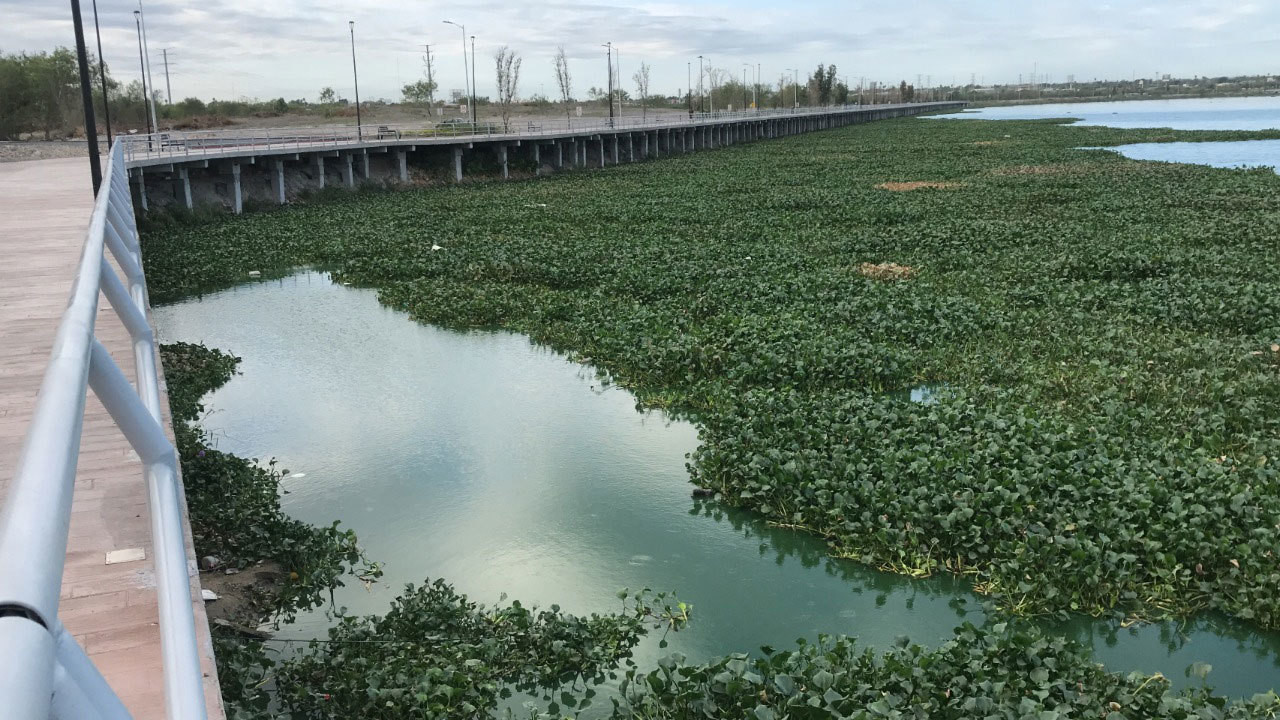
787,68,798,110
742,63,751,112
603,42,613,126
469,35,476,125
687,62,692,117
443,20,472,125
133,11,152,137
91,0,111,144
349,21,362,140
697,55,703,114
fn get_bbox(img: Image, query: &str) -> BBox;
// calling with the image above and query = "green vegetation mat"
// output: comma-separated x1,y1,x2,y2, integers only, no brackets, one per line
148,116,1280,717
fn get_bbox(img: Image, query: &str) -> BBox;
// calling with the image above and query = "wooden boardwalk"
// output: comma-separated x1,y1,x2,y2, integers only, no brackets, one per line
0,157,224,718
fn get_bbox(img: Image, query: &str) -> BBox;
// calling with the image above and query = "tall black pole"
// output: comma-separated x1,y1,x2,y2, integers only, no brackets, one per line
90,0,111,144
349,21,362,140
71,0,102,193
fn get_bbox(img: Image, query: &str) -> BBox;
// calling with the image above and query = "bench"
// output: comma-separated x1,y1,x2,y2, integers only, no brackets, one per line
376,125,401,140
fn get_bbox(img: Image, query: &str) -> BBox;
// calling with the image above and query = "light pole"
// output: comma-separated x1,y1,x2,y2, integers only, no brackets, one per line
697,55,703,114
469,35,476,125
443,20,469,124
137,1,158,131
742,64,750,111
70,0,101,192
133,11,152,137
349,21,362,140
91,0,111,144
687,62,692,117
603,42,613,126
787,68,798,110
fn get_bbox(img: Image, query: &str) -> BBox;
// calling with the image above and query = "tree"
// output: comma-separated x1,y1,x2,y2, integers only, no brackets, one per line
553,46,573,123
632,61,651,121
494,46,522,132
401,79,437,105
318,87,336,104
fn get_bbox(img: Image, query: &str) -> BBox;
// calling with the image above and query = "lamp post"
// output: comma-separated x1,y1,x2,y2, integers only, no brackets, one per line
469,35,476,125
742,64,750,111
697,55,703,114
137,1,158,130
90,0,111,144
443,20,469,124
603,42,613,126
70,0,101,192
687,62,692,117
787,68,798,110
133,11,152,137
348,21,362,140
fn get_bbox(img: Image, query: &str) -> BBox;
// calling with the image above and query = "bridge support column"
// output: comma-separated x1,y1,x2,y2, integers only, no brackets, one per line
178,167,192,210
342,154,355,187
533,144,541,176
581,140,588,167
556,142,564,169
134,168,147,211
231,162,242,215
598,137,605,168
627,134,634,161
396,151,408,182
273,160,286,204
453,147,464,182
313,156,325,189
498,144,509,179
361,151,370,179
611,135,619,164
640,132,648,159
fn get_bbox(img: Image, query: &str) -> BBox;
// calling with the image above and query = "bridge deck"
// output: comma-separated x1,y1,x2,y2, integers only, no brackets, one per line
0,157,224,718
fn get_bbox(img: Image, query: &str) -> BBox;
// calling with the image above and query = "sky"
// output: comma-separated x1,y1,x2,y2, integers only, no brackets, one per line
1,1,1278,103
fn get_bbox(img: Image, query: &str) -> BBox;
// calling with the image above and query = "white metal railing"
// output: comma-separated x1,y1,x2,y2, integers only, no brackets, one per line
121,101,964,163
0,141,206,718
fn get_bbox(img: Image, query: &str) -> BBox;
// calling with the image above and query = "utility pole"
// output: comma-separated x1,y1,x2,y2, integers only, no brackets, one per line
137,0,158,128
687,62,692,116
71,0,101,192
603,42,614,126
469,35,476,124
788,68,798,109
162,48,172,103
90,0,111,144
349,21,362,139
742,64,748,111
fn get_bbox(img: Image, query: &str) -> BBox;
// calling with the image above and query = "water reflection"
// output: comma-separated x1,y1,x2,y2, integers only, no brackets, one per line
154,270,1280,697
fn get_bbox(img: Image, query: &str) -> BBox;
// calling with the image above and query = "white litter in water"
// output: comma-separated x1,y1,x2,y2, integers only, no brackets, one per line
248,270,262,278
431,244,444,251
201,589,219,602
290,472,306,478
523,203,548,208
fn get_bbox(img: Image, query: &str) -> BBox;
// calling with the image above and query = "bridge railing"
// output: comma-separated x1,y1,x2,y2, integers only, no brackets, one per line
0,141,207,719
121,101,965,163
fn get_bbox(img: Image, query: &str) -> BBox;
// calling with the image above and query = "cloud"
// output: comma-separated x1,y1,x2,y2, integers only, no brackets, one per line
0,0,1276,101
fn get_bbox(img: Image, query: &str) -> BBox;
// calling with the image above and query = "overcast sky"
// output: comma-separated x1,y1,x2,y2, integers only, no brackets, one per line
2,1,1278,103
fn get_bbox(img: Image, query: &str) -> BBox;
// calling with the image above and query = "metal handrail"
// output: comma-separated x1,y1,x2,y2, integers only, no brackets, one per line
121,101,964,163
0,141,206,719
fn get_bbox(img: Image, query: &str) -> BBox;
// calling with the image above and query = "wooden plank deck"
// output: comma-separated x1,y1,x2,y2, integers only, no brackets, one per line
0,157,224,718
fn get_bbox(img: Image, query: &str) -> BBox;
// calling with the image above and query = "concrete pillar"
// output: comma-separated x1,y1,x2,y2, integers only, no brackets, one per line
273,160,286,204
396,150,408,182
571,139,579,168
533,144,541,176
314,156,325,189
556,142,564,169
640,132,648,158
361,151,370,179
453,147,464,181
598,137,605,168
628,134,634,161
178,167,193,210
611,135,619,164
343,154,355,187
135,168,147,211
231,163,242,215
681,129,687,152
581,140,588,167
499,144,509,179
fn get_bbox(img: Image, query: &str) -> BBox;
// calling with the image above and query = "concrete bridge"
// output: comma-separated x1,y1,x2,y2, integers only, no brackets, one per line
126,102,964,213
0,100,960,719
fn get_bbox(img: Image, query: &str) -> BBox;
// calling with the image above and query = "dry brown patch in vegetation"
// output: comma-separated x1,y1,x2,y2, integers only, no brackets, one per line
858,262,918,281
989,163,1086,177
875,181,964,192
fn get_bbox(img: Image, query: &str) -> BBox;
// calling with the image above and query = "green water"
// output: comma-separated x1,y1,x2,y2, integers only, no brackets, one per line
153,270,1280,699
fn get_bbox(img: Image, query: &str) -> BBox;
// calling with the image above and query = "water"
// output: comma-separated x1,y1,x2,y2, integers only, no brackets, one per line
932,96,1280,130
1091,140,1280,174
153,271,1280,699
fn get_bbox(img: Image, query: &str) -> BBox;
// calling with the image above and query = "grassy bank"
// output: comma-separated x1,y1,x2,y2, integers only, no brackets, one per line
147,115,1280,716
